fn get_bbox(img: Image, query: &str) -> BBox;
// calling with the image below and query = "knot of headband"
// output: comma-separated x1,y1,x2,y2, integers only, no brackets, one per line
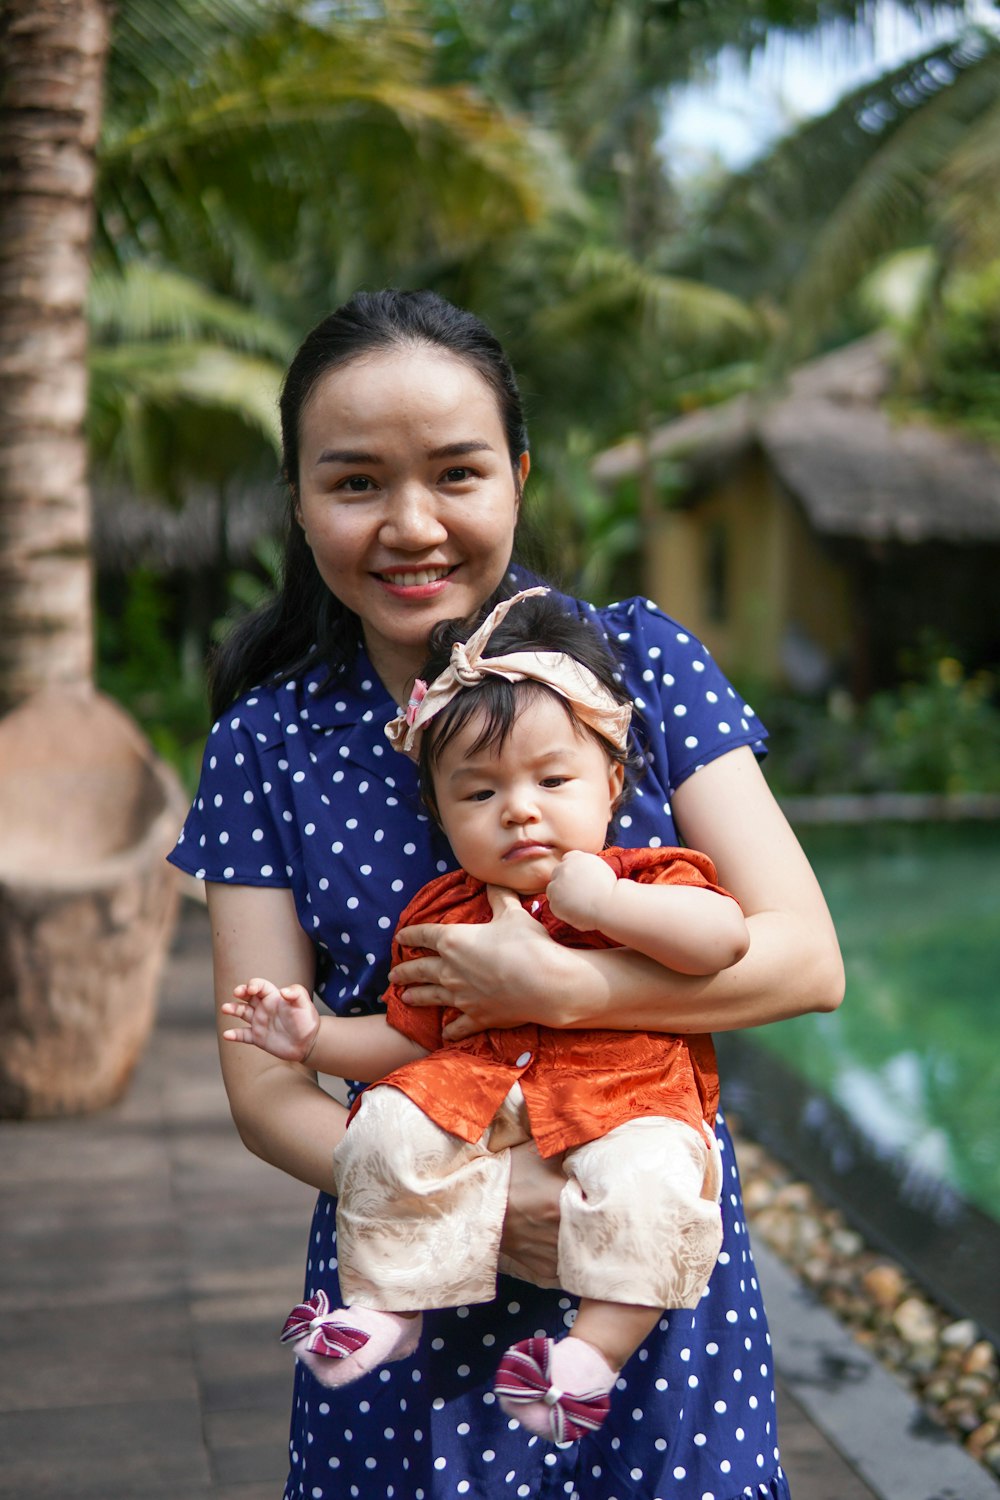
385,587,632,759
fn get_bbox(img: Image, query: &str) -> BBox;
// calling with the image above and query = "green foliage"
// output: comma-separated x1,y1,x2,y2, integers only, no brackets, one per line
96,571,212,792
86,0,1000,773
762,653,1000,796
908,258,1000,440
211,538,283,642
97,541,287,790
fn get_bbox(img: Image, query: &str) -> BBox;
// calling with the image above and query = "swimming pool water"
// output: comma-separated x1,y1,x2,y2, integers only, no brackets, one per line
749,820,1000,1223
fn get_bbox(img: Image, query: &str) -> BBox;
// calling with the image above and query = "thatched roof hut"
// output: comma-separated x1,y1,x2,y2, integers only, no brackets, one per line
594,335,1000,543
594,336,1000,692
93,484,282,574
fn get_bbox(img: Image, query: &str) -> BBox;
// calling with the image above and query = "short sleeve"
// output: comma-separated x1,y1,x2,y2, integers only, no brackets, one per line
607,845,742,909
167,696,295,887
592,597,768,795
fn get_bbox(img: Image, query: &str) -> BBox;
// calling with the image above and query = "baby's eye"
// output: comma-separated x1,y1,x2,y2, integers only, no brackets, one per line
540,776,569,788
468,788,494,802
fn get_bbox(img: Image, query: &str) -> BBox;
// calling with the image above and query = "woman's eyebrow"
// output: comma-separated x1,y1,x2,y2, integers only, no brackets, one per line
316,447,381,466
427,440,496,459
315,439,495,466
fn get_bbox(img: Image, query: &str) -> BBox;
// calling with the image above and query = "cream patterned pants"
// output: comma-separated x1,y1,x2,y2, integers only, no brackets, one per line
331,1083,723,1313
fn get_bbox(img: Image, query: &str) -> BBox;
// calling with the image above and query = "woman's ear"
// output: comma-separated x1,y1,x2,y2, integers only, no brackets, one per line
291,492,310,544
515,451,530,518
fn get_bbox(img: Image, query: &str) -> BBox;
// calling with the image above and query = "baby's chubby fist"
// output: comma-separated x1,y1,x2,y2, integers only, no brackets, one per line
545,850,618,932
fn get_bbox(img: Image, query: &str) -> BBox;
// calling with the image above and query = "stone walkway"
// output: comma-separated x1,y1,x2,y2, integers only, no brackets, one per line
0,902,994,1499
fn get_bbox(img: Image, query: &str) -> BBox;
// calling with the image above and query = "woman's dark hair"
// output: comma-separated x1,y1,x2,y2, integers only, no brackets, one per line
415,591,641,821
209,289,530,717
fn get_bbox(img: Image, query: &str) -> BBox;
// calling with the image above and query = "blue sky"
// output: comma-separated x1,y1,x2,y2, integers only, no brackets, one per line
661,0,999,175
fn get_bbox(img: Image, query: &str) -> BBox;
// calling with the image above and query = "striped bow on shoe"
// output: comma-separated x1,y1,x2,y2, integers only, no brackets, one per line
495,1336,615,1444
280,1290,371,1359
280,1291,423,1389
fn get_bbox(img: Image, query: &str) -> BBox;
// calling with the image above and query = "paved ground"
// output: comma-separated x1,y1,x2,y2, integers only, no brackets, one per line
0,901,990,1499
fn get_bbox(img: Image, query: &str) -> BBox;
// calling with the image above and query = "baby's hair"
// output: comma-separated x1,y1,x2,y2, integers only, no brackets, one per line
415,592,640,820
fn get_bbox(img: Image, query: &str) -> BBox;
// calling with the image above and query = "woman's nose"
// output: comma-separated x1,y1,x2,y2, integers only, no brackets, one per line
379,488,448,550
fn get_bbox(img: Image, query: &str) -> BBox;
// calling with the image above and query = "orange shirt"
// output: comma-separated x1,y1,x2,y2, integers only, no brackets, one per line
357,846,734,1160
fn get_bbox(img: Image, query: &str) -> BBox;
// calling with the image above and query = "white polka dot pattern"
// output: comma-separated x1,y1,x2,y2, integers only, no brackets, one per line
170,585,781,1500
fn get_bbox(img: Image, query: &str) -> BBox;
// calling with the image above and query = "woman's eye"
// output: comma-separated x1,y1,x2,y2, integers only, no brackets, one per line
441,466,474,484
336,474,375,493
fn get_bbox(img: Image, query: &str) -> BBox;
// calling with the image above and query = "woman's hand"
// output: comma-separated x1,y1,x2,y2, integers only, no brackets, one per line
392,886,576,1040
497,1139,565,1289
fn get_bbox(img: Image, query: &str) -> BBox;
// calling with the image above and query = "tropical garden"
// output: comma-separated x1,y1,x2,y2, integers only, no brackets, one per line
2,0,1000,1118
5,0,999,794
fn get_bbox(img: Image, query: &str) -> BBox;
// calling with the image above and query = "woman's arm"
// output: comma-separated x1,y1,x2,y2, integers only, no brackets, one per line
207,881,352,1193
545,849,750,974
393,747,844,1040
207,879,564,1280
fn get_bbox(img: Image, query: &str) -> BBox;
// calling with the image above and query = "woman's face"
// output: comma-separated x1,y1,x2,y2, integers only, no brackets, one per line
295,345,528,700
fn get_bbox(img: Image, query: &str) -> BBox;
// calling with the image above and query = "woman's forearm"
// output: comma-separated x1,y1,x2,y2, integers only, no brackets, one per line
224,1053,352,1193
208,881,356,1196
538,907,844,1034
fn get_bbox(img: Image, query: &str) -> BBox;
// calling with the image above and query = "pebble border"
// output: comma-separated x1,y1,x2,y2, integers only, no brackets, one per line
729,1114,1000,1479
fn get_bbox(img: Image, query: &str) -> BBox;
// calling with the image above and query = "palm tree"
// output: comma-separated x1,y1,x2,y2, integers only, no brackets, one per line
0,0,110,711
0,0,559,1116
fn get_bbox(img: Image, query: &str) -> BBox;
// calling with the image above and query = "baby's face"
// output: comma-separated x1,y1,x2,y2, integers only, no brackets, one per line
431,693,624,894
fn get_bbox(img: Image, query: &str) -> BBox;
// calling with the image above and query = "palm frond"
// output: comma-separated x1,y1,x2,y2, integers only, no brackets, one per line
89,264,295,359
551,245,763,351
936,94,1000,260
678,30,998,300
778,31,1000,356
98,9,556,278
90,342,284,448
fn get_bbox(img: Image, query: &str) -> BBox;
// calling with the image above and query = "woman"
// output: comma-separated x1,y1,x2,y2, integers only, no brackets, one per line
170,289,844,1499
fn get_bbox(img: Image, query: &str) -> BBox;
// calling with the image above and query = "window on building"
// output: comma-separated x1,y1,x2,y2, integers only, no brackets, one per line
705,521,729,624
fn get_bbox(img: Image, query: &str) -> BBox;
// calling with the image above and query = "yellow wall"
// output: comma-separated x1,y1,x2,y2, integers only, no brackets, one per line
643,452,852,688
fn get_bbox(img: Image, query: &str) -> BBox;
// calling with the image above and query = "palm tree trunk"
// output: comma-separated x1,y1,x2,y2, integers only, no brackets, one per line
0,1,186,1120
0,0,110,713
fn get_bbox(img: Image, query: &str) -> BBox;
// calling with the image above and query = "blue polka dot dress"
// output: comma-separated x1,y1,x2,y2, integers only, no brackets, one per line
170,584,791,1500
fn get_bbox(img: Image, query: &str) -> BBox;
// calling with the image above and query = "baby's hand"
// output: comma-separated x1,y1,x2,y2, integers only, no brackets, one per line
221,977,320,1063
545,850,618,932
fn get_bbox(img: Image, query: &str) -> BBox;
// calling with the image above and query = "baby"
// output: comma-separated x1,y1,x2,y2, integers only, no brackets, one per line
221,587,749,1443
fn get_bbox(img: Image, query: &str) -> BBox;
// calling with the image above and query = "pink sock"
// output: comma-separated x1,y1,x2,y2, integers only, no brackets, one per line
282,1295,422,1389
495,1335,617,1443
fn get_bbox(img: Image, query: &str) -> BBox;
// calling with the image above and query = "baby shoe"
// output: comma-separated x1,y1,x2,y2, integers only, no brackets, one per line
495,1335,615,1443
281,1290,422,1388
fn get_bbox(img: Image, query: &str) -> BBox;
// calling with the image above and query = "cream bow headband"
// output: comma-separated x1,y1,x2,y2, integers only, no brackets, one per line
385,587,632,758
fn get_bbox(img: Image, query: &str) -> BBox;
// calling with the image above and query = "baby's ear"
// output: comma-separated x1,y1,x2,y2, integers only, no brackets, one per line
608,760,626,810
421,788,443,828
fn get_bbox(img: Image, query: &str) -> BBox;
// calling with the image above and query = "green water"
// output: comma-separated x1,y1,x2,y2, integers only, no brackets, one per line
750,821,1000,1221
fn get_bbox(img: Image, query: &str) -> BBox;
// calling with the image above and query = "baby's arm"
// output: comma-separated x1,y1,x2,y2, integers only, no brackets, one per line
546,852,749,976
222,978,426,1082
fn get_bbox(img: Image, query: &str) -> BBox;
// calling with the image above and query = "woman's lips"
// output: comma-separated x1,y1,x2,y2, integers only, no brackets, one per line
373,565,457,600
